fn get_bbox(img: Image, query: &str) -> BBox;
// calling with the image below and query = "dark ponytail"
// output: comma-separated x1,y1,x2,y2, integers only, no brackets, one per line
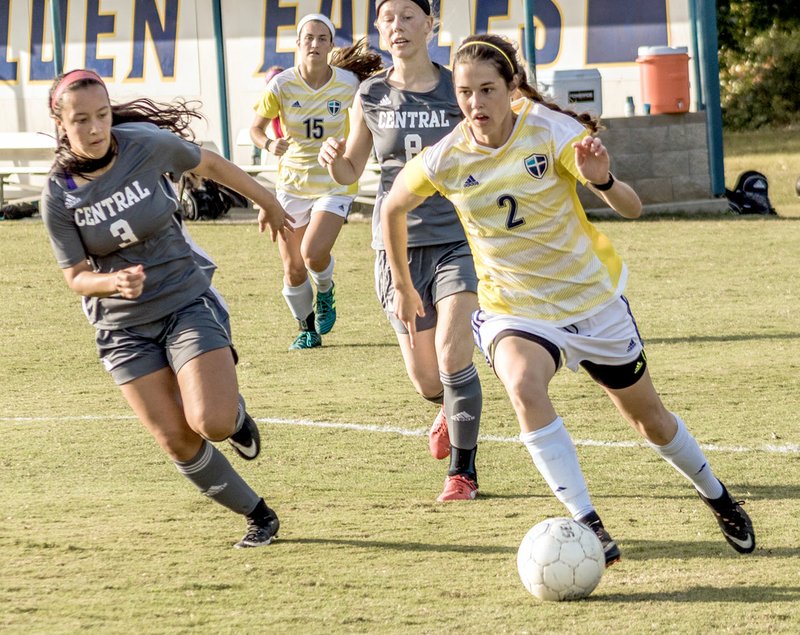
329,37,384,82
455,34,601,134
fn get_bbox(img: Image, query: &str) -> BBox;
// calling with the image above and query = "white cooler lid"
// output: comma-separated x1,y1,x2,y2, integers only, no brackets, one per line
637,45,689,56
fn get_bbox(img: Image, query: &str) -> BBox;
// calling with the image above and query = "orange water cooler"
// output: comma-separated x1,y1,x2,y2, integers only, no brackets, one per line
635,46,690,114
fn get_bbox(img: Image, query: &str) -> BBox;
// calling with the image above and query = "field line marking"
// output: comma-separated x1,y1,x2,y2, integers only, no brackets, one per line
2,414,798,455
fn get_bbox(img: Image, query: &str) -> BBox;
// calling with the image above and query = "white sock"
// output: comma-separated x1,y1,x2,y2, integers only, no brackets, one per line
520,417,594,518
308,255,334,294
282,278,314,323
649,413,723,499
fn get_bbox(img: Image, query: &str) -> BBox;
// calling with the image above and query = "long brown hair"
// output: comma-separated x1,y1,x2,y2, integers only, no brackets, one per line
329,37,384,81
48,70,203,176
454,34,601,134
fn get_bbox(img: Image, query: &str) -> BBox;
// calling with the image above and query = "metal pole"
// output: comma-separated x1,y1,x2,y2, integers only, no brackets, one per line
523,0,537,81
687,0,704,110
49,0,64,75
212,0,231,159
697,0,725,196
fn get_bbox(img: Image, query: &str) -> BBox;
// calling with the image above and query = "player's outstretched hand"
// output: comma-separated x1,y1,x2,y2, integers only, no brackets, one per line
572,135,610,185
258,203,295,242
115,264,145,299
393,287,425,349
318,137,346,167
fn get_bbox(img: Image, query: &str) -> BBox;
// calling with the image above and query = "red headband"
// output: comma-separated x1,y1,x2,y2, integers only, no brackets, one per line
50,69,106,111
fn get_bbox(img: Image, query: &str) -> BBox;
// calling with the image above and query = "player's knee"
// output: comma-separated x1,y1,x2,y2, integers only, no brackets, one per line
505,376,549,414
301,249,329,273
284,266,308,287
188,409,236,443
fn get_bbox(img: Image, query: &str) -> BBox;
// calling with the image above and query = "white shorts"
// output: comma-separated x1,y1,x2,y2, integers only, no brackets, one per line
472,296,644,373
276,191,353,229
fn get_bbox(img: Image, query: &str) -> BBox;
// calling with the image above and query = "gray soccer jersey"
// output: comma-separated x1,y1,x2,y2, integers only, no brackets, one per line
41,122,207,330
360,64,465,249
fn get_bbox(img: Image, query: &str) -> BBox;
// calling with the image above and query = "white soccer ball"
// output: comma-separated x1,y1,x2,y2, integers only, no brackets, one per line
516,517,605,601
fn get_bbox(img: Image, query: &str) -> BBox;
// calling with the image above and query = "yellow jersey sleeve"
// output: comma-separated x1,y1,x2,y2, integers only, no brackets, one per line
253,83,280,120
403,151,439,198
556,129,590,185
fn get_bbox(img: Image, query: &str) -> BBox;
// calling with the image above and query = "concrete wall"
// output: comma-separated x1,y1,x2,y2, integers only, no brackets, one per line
580,111,725,213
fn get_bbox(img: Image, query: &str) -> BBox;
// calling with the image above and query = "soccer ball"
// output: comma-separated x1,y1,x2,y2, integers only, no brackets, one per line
516,517,605,601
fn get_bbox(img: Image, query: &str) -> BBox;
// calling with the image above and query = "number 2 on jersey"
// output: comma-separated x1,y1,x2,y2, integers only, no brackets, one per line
498,195,525,229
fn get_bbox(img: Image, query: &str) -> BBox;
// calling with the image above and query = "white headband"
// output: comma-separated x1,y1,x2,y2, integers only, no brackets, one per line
297,13,336,40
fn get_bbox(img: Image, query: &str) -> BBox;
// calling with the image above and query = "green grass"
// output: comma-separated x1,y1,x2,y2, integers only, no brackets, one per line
1,215,799,633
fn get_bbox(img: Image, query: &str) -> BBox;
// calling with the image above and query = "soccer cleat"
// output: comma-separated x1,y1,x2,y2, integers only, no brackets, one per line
288,330,322,350
228,395,261,461
436,473,478,502
234,504,280,549
315,283,337,335
428,406,451,460
577,511,621,567
697,483,756,554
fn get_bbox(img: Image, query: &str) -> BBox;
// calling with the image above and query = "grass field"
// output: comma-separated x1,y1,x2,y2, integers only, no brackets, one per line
1,209,799,633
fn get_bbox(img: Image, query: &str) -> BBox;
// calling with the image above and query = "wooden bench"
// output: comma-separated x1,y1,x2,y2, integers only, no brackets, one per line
0,132,55,206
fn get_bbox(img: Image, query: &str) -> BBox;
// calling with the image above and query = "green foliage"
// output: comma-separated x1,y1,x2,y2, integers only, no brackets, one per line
717,2,800,129
720,26,800,130
716,0,800,55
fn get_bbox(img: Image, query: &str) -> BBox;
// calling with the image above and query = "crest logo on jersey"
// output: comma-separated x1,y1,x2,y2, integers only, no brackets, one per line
327,100,341,116
524,154,548,179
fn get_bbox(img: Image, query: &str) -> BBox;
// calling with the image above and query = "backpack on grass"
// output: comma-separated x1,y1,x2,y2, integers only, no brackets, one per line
724,170,776,215
178,173,249,221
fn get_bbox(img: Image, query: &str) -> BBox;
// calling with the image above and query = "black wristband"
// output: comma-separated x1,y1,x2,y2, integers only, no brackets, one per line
264,138,273,152
591,172,615,191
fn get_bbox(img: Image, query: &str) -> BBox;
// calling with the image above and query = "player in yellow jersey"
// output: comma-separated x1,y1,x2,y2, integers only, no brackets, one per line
381,34,755,564
251,15,381,349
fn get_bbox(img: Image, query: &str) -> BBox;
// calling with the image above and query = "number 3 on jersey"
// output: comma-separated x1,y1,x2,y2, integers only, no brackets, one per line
110,219,139,247
498,195,524,230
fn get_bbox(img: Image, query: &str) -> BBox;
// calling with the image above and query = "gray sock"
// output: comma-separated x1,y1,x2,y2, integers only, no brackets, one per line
440,364,482,449
174,440,260,515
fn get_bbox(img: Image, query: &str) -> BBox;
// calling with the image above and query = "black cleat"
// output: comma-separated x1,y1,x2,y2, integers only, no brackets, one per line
698,483,755,554
235,501,280,549
577,510,621,567
228,395,261,461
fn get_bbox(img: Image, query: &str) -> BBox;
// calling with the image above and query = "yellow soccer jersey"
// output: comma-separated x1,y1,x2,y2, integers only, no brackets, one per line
403,98,627,325
254,66,358,198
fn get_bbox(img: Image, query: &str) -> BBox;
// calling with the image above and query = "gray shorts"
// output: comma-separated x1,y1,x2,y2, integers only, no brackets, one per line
96,288,236,385
375,240,478,334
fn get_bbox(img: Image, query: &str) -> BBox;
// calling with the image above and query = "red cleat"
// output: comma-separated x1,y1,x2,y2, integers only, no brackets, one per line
428,406,451,460
436,474,478,502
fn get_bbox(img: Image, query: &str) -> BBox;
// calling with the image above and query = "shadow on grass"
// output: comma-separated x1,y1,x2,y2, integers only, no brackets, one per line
598,585,800,603
287,536,515,555
646,332,800,346
618,539,800,561
281,536,800,564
